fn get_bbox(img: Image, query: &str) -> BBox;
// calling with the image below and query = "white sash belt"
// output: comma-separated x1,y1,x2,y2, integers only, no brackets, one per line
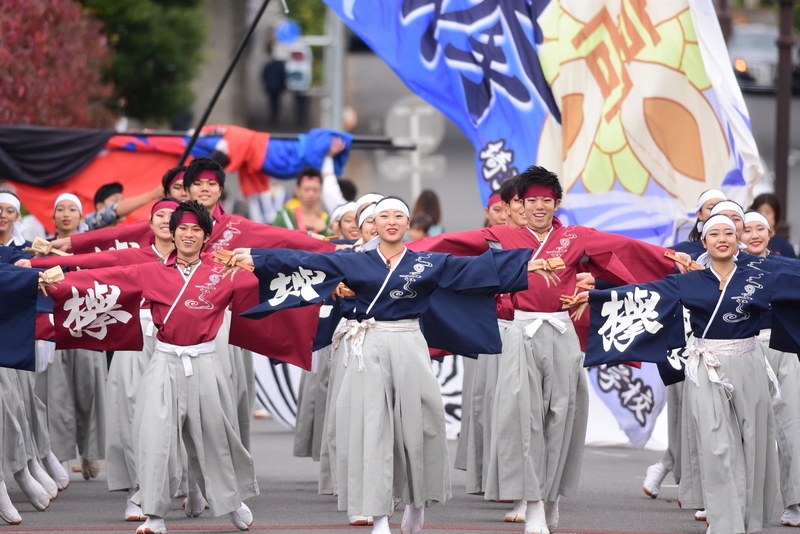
155,340,216,377
332,318,420,372
140,308,155,337
514,310,570,338
685,337,778,399
757,329,771,344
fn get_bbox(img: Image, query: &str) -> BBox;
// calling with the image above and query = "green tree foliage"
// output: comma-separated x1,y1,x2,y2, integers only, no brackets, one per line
0,0,115,127
80,0,207,124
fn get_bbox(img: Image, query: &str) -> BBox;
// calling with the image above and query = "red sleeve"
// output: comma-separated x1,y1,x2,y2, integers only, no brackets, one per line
239,219,335,252
31,248,144,271
583,228,675,285
407,228,494,256
70,219,152,253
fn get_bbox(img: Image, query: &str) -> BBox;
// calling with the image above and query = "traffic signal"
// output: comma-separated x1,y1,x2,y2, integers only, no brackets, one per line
285,43,312,91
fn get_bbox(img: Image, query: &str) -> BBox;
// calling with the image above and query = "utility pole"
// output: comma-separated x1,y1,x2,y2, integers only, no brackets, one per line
774,0,796,218
717,0,733,43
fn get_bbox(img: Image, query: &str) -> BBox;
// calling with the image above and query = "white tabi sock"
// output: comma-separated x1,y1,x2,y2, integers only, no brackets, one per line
28,458,58,499
42,452,69,490
13,466,50,511
126,488,144,522
228,502,254,531
0,481,22,525
136,515,166,534
400,504,424,534
505,499,527,522
371,515,391,534
524,500,548,534
184,482,207,517
543,497,559,533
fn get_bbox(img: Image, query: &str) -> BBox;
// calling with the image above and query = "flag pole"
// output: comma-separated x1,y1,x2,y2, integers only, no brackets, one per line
178,0,272,165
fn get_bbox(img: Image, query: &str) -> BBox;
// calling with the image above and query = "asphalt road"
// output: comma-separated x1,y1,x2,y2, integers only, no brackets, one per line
4,416,788,533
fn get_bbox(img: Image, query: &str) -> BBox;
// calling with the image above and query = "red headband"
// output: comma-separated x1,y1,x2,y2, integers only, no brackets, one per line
151,199,180,216
487,193,503,208
522,184,556,200
168,171,185,187
177,212,200,226
195,169,220,184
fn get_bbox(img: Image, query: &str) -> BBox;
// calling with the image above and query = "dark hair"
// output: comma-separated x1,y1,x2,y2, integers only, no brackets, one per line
515,165,563,200
94,182,123,206
338,178,357,201
296,167,322,187
184,157,226,189
161,166,187,196
410,213,433,233
498,176,519,203
412,189,441,224
169,200,214,237
750,193,782,224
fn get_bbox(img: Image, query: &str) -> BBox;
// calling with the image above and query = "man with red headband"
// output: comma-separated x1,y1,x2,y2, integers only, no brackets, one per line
409,166,686,534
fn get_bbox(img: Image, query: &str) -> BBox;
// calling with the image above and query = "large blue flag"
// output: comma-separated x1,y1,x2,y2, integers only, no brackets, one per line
325,0,763,245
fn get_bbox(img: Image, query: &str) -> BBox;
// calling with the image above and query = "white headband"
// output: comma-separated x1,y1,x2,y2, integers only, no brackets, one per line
330,202,355,225
53,193,84,215
744,211,771,230
355,193,383,209
358,203,376,228
0,192,20,212
695,189,726,211
373,198,410,218
709,200,744,220
701,215,737,239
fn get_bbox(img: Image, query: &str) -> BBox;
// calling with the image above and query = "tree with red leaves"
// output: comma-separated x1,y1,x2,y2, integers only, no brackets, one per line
0,0,116,127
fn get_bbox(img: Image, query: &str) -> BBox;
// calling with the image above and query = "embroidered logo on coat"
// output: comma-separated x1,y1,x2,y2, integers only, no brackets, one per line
390,254,433,300
723,273,765,323
546,229,578,258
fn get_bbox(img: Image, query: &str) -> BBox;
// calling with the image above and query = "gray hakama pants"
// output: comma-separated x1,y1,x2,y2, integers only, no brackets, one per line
70,348,107,461
659,382,683,482
454,356,476,471
105,310,155,492
294,350,331,460
132,347,258,518
216,311,253,451
35,349,77,461
15,370,51,461
0,369,34,477
485,312,588,502
466,319,511,494
684,338,777,534
335,323,451,517
760,331,800,508
319,341,346,495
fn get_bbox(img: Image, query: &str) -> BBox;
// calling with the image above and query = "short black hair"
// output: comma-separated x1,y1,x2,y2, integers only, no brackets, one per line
161,166,187,196
94,182,123,206
184,157,225,189
498,176,519,203
338,178,357,201
516,165,563,200
169,200,214,237
297,167,322,186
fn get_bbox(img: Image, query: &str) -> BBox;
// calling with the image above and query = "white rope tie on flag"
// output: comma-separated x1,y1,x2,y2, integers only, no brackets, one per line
156,340,216,377
515,310,570,338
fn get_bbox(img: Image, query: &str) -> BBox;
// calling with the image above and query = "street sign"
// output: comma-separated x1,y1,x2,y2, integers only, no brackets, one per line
385,95,445,156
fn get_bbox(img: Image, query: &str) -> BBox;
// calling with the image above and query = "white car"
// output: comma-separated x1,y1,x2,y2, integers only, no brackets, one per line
728,24,799,92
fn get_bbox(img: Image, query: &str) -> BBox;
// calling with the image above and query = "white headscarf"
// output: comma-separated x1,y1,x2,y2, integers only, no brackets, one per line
373,197,410,218
744,211,770,230
358,203,377,228
0,192,27,246
695,189,726,211
53,193,84,215
355,193,383,209
695,215,739,267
